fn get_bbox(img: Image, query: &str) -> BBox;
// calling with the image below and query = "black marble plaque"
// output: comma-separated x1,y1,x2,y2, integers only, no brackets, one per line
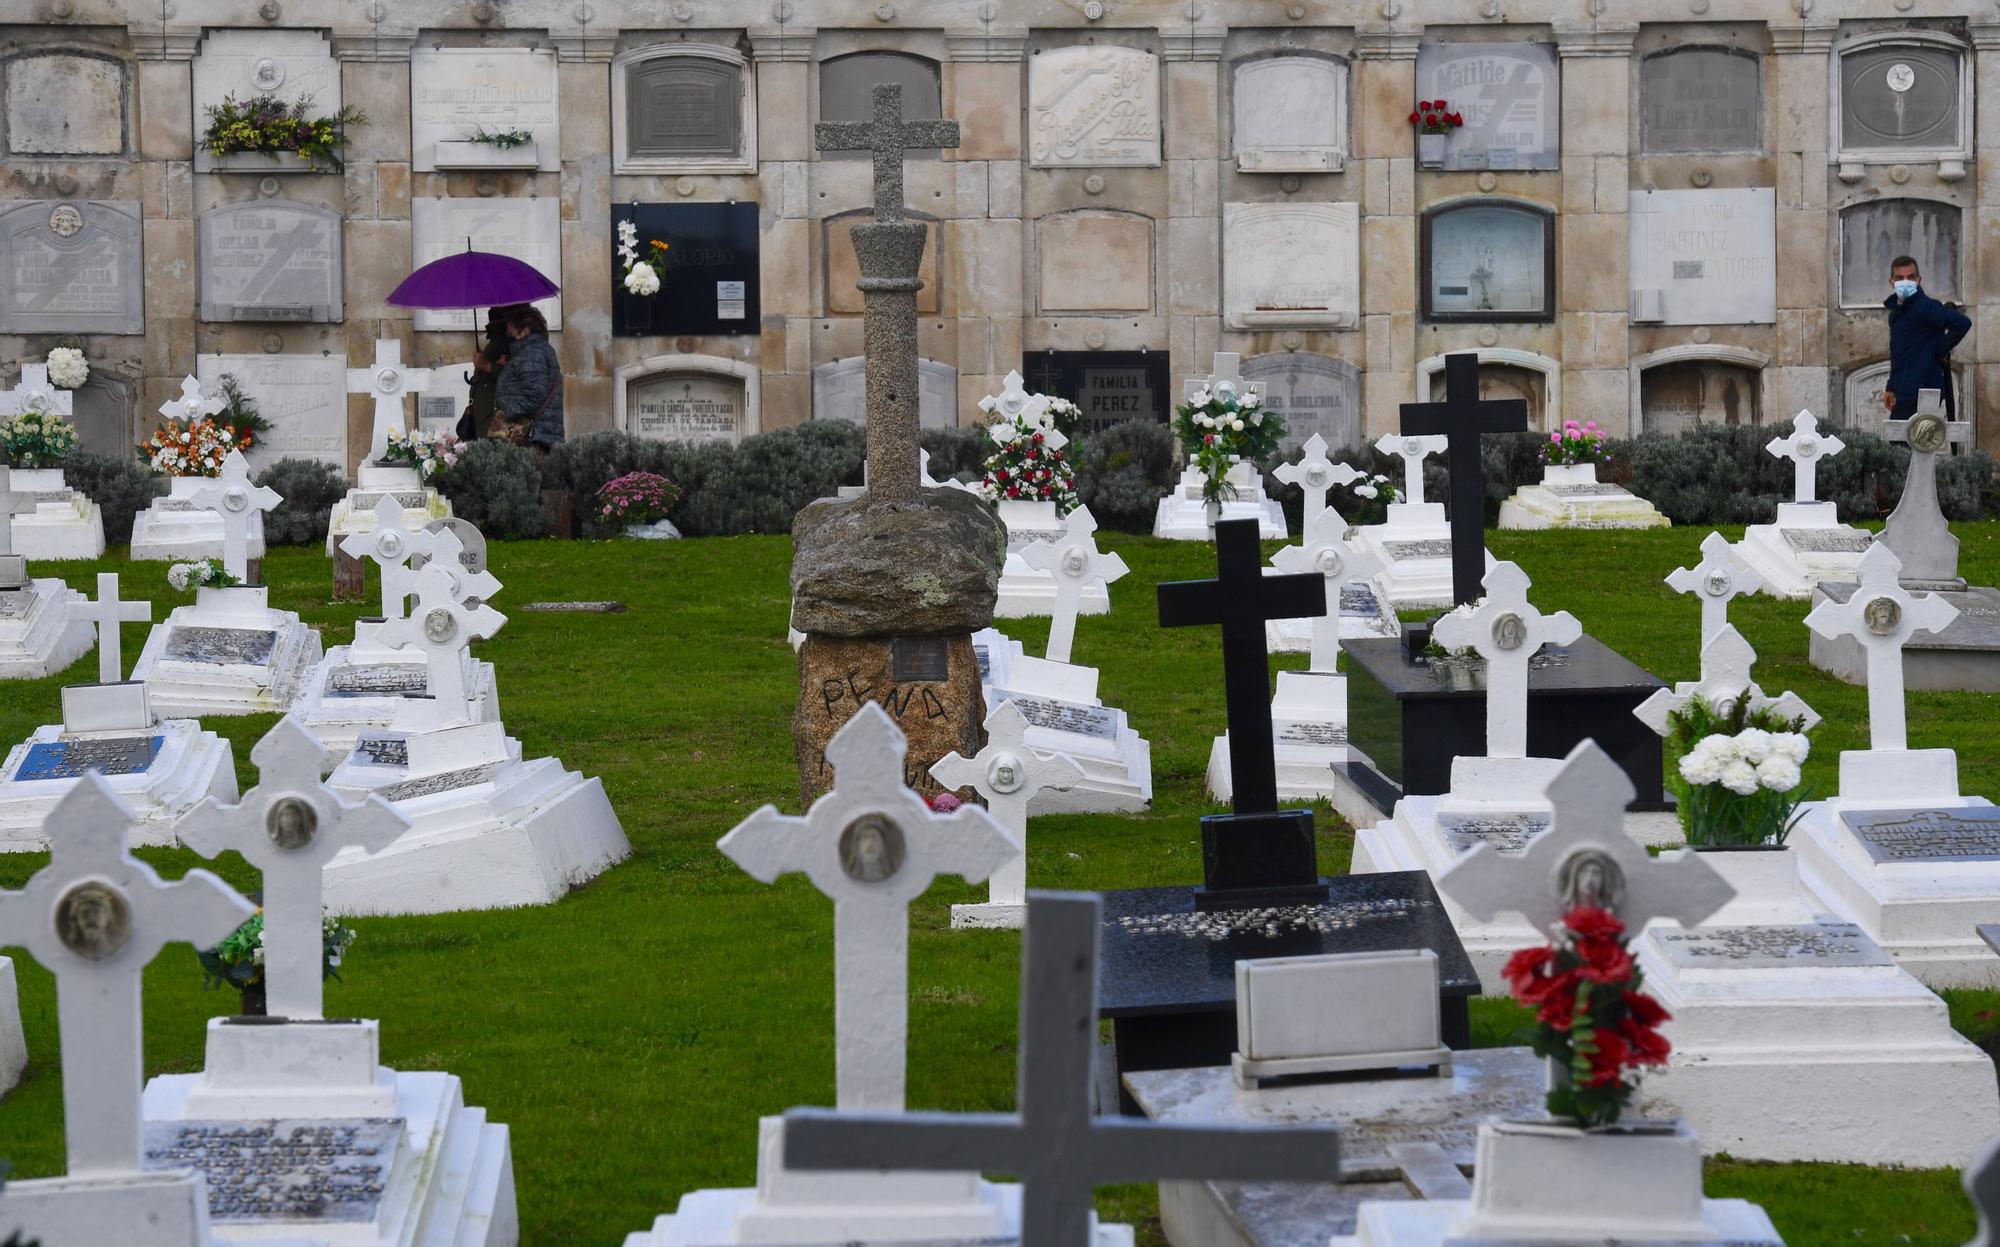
164,626,278,666
15,734,160,781
142,1118,400,1223
612,202,760,337
1022,350,1173,433
351,737,409,768
1842,808,2000,863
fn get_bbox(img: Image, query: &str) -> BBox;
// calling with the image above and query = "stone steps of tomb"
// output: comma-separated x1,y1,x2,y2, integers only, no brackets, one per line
0,720,235,851
0,580,93,681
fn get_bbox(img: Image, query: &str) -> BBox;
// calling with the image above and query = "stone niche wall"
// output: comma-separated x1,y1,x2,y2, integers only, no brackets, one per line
2,4,1999,464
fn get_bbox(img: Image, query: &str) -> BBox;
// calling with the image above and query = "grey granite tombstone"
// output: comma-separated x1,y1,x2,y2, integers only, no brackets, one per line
1840,198,1960,305
811,355,956,430
1640,47,1761,153
1241,354,1362,456
70,370,136,457
0,200,144,335
197,202,343,322
820,53,942,160
624,54,743,161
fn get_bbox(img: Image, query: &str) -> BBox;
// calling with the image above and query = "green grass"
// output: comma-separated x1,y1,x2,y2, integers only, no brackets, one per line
3,524,1999,1244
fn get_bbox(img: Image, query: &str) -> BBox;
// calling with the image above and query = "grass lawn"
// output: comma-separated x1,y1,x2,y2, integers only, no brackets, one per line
2,522,1998,1245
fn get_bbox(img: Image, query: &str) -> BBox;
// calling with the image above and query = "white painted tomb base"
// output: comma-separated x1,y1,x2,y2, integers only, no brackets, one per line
0,681,236,851
1792,748,2000,989
1732,502,1873,599
292,620,501,763
976,637,1151,815
0,1170,213,1247
1206,670,1353,805
129,475,268,563
9,468,105,560
324,464,453,556
994,498,1111,619
0,954,22,1097
142,1018,518,1247
324,718,631,915
1351,503,1486,612
1153,462,1288,541
1497,463,1671,530
623,1116,1132,1247
1266,574,1398,650
130,586,322,717
0,569,92,680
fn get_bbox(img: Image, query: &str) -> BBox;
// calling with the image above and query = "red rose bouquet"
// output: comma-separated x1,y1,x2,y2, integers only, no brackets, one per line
1408,99,1466,136
1502,905,1672,1127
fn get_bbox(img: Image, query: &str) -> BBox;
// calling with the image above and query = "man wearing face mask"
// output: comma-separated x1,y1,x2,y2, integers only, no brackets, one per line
1883,255,1971,420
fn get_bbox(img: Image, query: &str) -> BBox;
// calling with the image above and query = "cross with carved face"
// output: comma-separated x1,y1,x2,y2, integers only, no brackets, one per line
1272,434,1363,535
1766,410,1846,505
1803,543,1958,751
1430,561,1581,759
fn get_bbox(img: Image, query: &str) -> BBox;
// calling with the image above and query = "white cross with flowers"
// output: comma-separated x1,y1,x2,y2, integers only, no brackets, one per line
1803,543,1958,751
158,374,227,424
190,449,280,582
346,340,435,466
1631,624,1821,738
1185,352,1263,408
1,363,73,418
979,370,1054,436
1375,432,1449,509
1767,410,1845,505
1272,434,1363,534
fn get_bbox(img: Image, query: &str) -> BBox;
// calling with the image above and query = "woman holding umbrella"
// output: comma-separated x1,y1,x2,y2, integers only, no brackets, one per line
492,304,564,452
386,247,562,445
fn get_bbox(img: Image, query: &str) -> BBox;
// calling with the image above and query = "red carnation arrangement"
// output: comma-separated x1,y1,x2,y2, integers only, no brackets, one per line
1408,98,1466,136
1502,904,1672,1127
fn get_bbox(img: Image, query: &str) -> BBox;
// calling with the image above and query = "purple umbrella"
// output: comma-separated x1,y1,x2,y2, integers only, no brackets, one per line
387,249,559,310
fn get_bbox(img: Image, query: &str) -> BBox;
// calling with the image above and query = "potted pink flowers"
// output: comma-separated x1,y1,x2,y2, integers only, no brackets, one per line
597,471,683,539
1540,418,1612,488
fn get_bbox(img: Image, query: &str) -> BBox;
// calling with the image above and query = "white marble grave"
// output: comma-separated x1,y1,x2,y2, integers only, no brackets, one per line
1732,410,1874,598
1152,354,1288,541
0,468,92,680
0,954,22,1096
1497,460,1671,530
0,364,105,559
129,375,271,563
978,642,1152,816
1352,431,1473,611
325,339,455,555
982,373,1106,619
1266,436,1395,652
936,700,1084,931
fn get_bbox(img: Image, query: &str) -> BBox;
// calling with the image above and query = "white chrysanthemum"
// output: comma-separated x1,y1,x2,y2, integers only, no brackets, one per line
1719,759,1760,796
1769,732,1810,764
624,262,661,296
1679,748,1722,785
1735,728,1773,765
45,347,88,389
1355,484,1378,499
167,563,192,590
1756,757,1802,792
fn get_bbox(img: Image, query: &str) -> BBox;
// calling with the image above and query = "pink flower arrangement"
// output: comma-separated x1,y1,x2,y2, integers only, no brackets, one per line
1542,418,1611,467
596,470,682,527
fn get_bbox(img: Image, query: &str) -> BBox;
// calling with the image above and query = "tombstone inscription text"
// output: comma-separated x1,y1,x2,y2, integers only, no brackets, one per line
142,1118,400,1223
1842,808,2000,863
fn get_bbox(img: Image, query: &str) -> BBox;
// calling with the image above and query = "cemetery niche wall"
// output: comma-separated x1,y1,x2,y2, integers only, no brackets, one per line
814,356,955,429
1838,197,1961,307
611,43,755,174
1223,202,1360,331
1023,350,1172,432
1413,41,1561,170
1240,353,1362,455
1231,52,1349,173
1628,188,1776,326
1028,43,1162,168
411,196,562,332
0,199,144,336
616,355,758,445
1833,29,1972,178
1421,200,1554,323
2,48,128,158
612,202,759,338
190,29,340,174
1639,44,1762,154
820,51,943,158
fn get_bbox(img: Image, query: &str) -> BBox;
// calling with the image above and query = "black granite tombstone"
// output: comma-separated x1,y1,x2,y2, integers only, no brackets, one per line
1022,349,1171,433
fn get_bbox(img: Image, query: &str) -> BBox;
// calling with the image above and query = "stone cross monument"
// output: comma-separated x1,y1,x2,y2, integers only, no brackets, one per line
1667,531,1767,652
1273,434,1363,536
1430,561,1581,759
191,449,280,583
1768,410,1845,505
1804,543,1958,751
1881,387,1972,590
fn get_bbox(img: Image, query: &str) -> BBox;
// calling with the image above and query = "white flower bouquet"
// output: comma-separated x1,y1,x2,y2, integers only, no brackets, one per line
617,218,668,297
1669,696,1813,847
45,346,88,390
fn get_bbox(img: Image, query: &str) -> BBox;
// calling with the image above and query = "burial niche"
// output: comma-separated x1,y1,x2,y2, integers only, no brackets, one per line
1639,358,1763,436
1231,54,1348,173
1835,33,1968,166
613,45,753,173
1422,200,1554,322
1838,198,1960,307
1639,46,1761,154
819,52,941,160
622,360,755,445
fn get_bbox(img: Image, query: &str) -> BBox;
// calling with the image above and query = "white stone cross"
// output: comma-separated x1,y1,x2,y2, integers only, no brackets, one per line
340,494,441,619
781,891,1343,1247
1965,1132,2000,1247
1375,432,1450,509
1271,507,1383,672
1019,505,1126,665
347,339,435,465
1,363,73,417
0,775,253,1175
378,562,506,715
1438,740,1734,938
178,718,407,1021
1186,351,1264,407
384,527,499,619
190,449,280,582
1429,561,1581,759
69,573,152,685
932,701,1084,915
718,702,1018,1112
1632,625,1821,737
0,468,42,558
1766,409,1846,505
979,369,1055,437
1804,543,1958,752
1272,434,1363,534
158,374,227,424
1666,531,1767,653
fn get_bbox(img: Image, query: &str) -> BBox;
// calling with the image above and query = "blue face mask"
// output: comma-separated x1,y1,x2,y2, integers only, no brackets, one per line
1894,279,1920,299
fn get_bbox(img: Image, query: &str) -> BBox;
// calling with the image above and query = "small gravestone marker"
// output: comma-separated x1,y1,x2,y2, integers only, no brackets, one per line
1400,354,1528,607
1768,410,1845,505
346,341,435,468
1430,561,1582,759
69,572,151,684
1271,506,1382,672
933,700,1084,927
1272,433,1362,535
1668,531,1767,653
338,494,437,618
1018,505,1125,666
1804,543,1958,750
378,562,505,716
190,450,280,583
1881,387,1971,590
1376,432,1449,511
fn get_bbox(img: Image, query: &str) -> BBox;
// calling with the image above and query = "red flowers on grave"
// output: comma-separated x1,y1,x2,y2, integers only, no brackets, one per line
1409,99,1466,136
1502,905,1673,1127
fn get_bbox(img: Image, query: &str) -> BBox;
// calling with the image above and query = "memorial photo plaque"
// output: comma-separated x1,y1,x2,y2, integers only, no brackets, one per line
197,202,342,322
612,202,758,337
1240,354,1361,455
1838,38,1965,158
15,735,161,782
1422,201,1553,322
1842,807,2000,863
1023,350,1172,433
1414,42,1560,171
0,200,144,336
1640,47,1762,154
1839,198,1960,307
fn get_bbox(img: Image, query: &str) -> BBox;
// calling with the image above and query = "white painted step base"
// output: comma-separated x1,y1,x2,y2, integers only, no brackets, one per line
1205,670,1354,805
324,483,453,556
130,587,323,718
993,559,1111,619
0,715,237,851
950,899,1027,929
1732,502,1873,600
0,956,22,1098
129,476,268,563
1350,512,1491,613
1152,464,1288,542
14,488,106,561
0,575,93,680
293,634,500,765
1336,1195,1780,1247
0,1171,211,1247
1497,467,1670,531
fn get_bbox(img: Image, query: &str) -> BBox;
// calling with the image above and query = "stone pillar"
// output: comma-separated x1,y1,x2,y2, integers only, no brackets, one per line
1972,20,2000,453
1354,32,1420,437
131,31,201,428
944,29,1027,416
1555,25,1637,435
336,35,417,468
1160,29,1225,391
1769,25,1837,423
554,32,616,431
752,28,815,429
854,220,929,502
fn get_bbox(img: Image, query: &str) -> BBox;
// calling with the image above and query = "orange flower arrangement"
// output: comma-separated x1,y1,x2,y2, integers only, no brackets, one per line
137,416,254,478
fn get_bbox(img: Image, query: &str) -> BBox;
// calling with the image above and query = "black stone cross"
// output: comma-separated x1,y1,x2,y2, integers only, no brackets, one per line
1399,352,1528,606
1159,518,1329,907
814,84,962,225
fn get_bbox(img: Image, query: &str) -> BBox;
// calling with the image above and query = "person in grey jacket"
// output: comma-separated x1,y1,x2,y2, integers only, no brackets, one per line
493,305,564,450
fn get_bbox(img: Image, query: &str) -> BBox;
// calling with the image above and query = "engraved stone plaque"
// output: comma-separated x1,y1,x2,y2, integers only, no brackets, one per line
1439,812,1548,858
997,691,1119,741
0,590,36,620
197,202,343,322
1628,189,1776,326
622,51,744,165
1414,42,1560,171
1653,922,1894,970
1840,41,1963,155
1223,203,1359,331
1839,198,1960,306
351,736,409,768
1544,483,1630,498
1385,539,1453,560
629,372,745,444
1782,528,1874,554
411,197,562,331
812,356,956,429
1240,354,1361,457
0,200,144,335
142,1118,400,1223
326,665,429,698
15,735,161,781
1640,47,1761,153
192,30,340,173
411,47,561,173
1275,720,1347,748
1233,55,1348,173
1424,202,1551,320
1029,45,1160,168
1341,583,1382,617
1842,808,2000,863
197,354,348,473
380,761,502,802
164,626,278,667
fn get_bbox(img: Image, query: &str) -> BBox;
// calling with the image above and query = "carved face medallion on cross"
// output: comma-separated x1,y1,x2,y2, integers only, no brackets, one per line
1,363,72,419
378,561,506,715
1019,505,1126,666
1803,543,1958,752
158,374,227,425
1766,410,1845,505
932,701,1084,914
190,449,281,583
1881,387,1972,589
346,340,435,466
1272,434,1363,535
1666,531,1767,654
340,493,441,619
1430,561,1581,760
1270,507,1383,672
1375,431,1449,510
979,370,1055,439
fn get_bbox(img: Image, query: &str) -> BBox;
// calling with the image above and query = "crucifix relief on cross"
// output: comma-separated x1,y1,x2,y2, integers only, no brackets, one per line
346,339,435,467
1399,353,1527,609
1804,543,1958,752
2,363,73,418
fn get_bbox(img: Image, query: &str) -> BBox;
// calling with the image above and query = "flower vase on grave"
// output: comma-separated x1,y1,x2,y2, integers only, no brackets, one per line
1417,132,1446,169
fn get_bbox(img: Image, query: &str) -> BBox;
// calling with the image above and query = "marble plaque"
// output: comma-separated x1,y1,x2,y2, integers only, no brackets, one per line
1839,198,1960,306
1241,354,1361,455
15,735,160,781
1782,528,1874,554
326,664,428,698
1653,922,1894,970
1029,45,1161,168
71,371,136,457
1385,539,1452,559
164,626,278,667
1440,812,1548,857
1629,189,1775,326
1275,719,1347,747
1037,210,1153,313
381,761,502,802
1641,47,1761,153
192,30,340,173
142,1118,398,1223
1424,202,1550,320
196,353,348,472
812,355,955,429
421,517,488,574
5,51,126,155
630,372,746,444
410,47,561,172
0,590,34,620
619,49,746,167
0,200,144,335
1415,42,1561,171
1232,55,1348,172
352,736,409,768
1842,808,2000,863
1223,202,1359,331
1023,350,1172,431
1640,359,1762,436
998,690,1119,741
973,642,991,681
197,202,342,322
411,197,562,332
1839,42,1963,155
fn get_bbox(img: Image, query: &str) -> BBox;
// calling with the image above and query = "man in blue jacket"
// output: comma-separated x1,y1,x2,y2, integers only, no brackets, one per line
1883,254,1971,420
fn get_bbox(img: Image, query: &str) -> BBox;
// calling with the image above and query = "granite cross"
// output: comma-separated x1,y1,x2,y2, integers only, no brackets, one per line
1666,531,1767,652
815,82,961,227
1804,542,1958,752
0,468,42,558
1438,740,1734,938
1020,505,1126,665
177,717,407,1020
1375,431,1450,511
0,775,253,1175
158,374,227,424
340,493,440,619
1,363,73,418
1271,506,1383,673
1399,353,1528,605
1767,409,1845,505
190,449,280,583
931,700,1084,919
719,703,1017,1111
385,526,499,618
1430,561,1581,759
1186,351,1264,408
347,339,435,466
69,572,152,684
1632,624,1821,738
378,561,506,715
1272,433,1363,535
978,369,1054,433
1964,1132,2000,1247
782,891,1344,1247
1881,387,1971,589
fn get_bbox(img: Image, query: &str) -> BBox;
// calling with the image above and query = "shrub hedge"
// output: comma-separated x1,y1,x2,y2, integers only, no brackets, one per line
63,450,165,546
254,457,348,546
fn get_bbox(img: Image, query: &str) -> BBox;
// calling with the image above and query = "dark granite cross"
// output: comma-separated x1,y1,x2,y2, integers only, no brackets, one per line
1158,518,1329,907
814,83,961,224
1399,352,1528,606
